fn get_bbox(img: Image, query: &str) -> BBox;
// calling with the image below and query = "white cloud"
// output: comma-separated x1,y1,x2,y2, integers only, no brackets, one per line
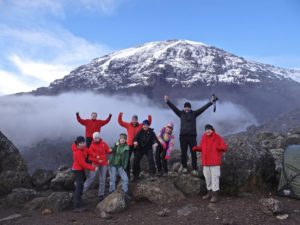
0,26,112,95
0,70,37,95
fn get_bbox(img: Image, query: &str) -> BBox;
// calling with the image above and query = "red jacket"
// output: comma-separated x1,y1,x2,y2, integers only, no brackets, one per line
87,140,111,166
71,144,95,171
76,114,112,138
193,132,228,166
118,113,152,146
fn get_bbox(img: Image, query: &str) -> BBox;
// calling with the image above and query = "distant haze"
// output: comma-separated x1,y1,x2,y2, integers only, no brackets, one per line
0,92,257,150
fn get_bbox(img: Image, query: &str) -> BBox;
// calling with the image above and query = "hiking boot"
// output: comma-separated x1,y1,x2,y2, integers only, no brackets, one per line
202,190,212,200
182,168,188,174
73,206,87,213
210,191,219,203
191,170,198,177
162,171,168,177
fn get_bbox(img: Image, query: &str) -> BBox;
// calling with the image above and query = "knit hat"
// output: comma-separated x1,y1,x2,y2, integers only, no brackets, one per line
93,132,101,139
205,124,214,131
184,102,191,108
142,120,150,126
132,115,138,120
120,133,127,140
166,122,174,129
75,136,85,144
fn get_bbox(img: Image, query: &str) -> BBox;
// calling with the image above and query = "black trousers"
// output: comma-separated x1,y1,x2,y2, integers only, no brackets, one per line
179,136,198,170
133,148,156,177
86,137,93,148
126,145,136,178
155,143,168,172
73,170,86,208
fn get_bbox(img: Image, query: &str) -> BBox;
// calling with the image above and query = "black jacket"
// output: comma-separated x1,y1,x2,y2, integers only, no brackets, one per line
134,128,157,151
167,100,212,137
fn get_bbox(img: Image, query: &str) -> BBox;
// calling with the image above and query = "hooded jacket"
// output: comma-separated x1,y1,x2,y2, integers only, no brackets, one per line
71,143,95,171
193,132,228,166
86,139,111,166
118,113,152,146
166,100,212,136
109,141,130,168
134,128,157,151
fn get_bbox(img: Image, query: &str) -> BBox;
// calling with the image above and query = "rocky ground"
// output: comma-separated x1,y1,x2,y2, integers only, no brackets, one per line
0,191,299,225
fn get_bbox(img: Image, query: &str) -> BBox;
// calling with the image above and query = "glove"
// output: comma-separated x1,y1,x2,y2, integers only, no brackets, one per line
164,154,170,160
211,95,218,103
192,146,198,152
76,112,79,116
109,113,112,117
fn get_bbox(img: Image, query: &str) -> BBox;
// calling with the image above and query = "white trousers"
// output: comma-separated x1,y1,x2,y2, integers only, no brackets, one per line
203,166,220,192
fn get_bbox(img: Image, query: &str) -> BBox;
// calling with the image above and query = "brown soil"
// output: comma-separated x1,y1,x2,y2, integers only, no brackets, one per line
0,194,299,225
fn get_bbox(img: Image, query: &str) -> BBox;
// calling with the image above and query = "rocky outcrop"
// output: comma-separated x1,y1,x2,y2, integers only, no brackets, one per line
50,166,75,191
96,191,127,214
32,169,55,189
130,177,185,204
44,192,73,212
0,131,31,196
173,174,206,196
6,188,37,207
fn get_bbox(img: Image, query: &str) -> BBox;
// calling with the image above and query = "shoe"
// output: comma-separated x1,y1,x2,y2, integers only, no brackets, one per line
202,190,212,200
210,191,219,203
149,175,157,181
73,206,87,213
99,195,104,202
191,170,198,176
182,168,188,174
162,171,168,177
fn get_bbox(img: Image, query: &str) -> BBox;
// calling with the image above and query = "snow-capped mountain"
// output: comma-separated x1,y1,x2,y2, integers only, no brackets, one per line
32,39,300,122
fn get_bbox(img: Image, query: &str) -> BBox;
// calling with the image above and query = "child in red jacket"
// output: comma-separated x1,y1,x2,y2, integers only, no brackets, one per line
72,136,96,212
193,124,228,203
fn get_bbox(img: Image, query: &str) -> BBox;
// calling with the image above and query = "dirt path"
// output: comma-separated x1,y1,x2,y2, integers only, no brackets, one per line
0,195,299,225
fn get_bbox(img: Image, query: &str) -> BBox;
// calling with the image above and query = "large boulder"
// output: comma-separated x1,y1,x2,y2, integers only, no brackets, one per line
32,169,55,189
173,173,206,196
0,131,31,196
221,134,277,195
50,166,75,191
96,191,127,214
130,177,185,204
6,188,37,207
45,192,73,212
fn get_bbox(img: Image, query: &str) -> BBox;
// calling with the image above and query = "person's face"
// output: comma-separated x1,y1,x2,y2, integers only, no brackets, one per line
77,142,86,149
131,117,138,124
184,107,191,113
120,138,126,144
205,129,213,136
93,137,101,143
91,113,97,120
166,126,173,134
143,124,149,130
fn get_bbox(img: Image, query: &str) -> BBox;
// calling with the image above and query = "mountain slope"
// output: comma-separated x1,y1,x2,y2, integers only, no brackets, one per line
31,39,300,122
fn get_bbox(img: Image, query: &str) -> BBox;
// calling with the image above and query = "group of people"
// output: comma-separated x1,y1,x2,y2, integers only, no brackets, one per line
71,95,227,212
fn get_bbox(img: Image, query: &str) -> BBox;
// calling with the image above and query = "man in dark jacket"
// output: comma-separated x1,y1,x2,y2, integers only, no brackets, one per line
164,95,218,175
132,120,158,180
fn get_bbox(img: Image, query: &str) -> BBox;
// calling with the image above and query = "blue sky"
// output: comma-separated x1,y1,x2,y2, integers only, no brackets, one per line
0,0,299,95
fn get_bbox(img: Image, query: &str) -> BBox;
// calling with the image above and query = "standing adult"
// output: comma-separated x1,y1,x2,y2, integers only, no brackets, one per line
164,95,218,175
132,120,158,181
118,112,152,178
193,124,228,203
76,112,112,147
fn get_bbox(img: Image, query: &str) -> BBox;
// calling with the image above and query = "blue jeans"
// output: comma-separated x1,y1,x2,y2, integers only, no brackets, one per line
83,165,107,196
109,166,129,193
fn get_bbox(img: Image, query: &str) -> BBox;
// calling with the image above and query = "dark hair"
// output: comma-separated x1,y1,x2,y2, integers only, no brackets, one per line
184,102,191,108
205,124,214,131
75,136,85,145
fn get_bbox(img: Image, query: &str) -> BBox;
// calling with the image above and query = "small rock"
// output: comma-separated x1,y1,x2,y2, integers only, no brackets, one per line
42,209,53,215
96,191,127,214
259,197,284,215
6,188,37,207
276,214,288,220
156,208,170,217
45,192,73,212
